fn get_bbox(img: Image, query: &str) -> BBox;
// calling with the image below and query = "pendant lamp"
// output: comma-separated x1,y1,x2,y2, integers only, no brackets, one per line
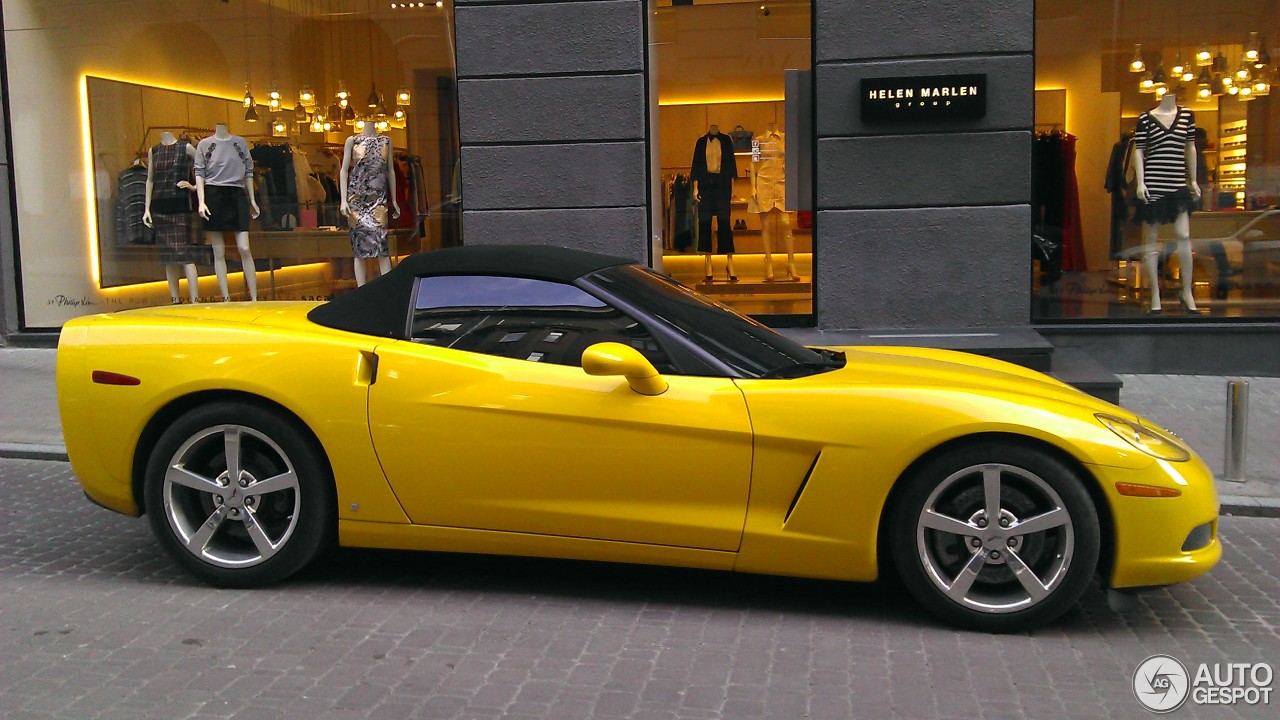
396,87,411,106
367,84,380,109
1130,44,1145,72
243,84,255,108
1195,44,1212,66
245,104,259,122
299,86,316,107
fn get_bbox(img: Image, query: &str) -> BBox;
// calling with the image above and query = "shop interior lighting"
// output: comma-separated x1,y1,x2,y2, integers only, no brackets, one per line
1254,75,1270,96
1235,63,1252,81
1151,65,1167,91
343,104,356,124
1139,72,1156,93
376,119,390,131
1238,84,1253,100
327,100,342,121
268,86,282,111
1245,32,1260,62
1130,44,1145,72
299,86,315,107
1195,44,1213,66
367,84,381,108
272,119,289,137
242,83,255,108
396,87,411,106
1197,85,1212,99
1171,55,1186,78
244,103,259,122
294,103,309,124
310,114,325,133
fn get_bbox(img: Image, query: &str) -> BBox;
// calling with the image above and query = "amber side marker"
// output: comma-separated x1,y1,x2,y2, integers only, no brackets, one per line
92,371,141,386
1115,482,1182,498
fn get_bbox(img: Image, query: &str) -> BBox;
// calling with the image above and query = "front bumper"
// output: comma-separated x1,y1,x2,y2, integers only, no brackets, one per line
1091,455,1222,589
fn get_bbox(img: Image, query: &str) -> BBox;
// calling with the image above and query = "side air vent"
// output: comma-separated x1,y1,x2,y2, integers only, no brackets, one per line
783,452,822,525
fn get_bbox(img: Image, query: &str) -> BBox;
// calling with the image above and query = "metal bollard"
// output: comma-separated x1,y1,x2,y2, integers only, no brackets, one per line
1223,380,1249,483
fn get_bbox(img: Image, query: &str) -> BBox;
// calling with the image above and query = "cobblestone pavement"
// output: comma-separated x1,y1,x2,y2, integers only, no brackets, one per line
2,458,1277,720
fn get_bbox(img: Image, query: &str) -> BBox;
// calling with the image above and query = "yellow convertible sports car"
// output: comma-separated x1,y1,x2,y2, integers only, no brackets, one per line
57,245,1220,631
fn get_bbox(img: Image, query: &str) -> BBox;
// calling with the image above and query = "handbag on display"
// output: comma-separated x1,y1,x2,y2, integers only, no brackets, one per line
729,125,754,153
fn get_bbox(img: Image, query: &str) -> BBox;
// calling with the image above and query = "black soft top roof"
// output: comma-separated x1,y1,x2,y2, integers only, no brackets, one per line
307,244,637,338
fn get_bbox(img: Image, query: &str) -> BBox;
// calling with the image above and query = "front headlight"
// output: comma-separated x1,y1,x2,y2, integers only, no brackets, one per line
1096,413,1191,462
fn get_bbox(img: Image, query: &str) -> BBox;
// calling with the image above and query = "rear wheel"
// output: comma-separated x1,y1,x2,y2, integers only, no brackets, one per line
889,442,1100,632
144,401,335,587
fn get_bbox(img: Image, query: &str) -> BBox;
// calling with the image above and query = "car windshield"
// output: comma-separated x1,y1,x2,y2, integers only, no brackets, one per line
587,265,843,378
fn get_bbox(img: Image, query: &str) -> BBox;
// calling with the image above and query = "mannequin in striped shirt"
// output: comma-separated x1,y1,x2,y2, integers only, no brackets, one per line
1133,93,1200,314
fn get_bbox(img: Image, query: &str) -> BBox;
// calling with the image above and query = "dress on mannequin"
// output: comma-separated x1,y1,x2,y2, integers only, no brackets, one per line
750,125,797,281
345,134,392,258
143,133,203,303
1133,95,1200,314
340,126,399,287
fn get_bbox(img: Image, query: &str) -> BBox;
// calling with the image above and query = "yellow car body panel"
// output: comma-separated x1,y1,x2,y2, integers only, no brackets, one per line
57,303,409,524
367,339,753,551
57,304,1219,592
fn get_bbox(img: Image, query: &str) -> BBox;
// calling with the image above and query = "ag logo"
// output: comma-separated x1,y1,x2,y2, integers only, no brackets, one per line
1135,654,1191,713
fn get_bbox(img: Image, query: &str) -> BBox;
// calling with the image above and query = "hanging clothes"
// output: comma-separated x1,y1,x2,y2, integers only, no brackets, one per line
115,164,153,245
249,142,298,229
1059,133,1086,272
1104,133,1136,260
1031,132,1064,278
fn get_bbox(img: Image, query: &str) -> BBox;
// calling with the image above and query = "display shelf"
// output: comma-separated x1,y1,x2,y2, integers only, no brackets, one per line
1218,119,1248,207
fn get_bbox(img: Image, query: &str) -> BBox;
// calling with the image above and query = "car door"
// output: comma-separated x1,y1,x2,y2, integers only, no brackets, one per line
366,275,754,552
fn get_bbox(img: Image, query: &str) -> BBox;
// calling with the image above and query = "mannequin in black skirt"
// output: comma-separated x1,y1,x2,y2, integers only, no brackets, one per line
1133,93,1200,314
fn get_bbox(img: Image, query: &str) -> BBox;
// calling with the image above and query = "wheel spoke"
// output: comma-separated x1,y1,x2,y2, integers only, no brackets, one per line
223,427,243,485
248,470,298,497
944,549,989,603
166,465,222,494
1012,507,1068,535
1005,548,1050,602
185,506,229,553
982,464,1002,522
920,509,977,537
242,511,280,560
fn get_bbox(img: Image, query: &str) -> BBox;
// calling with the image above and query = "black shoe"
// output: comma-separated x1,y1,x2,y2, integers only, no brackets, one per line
729,275,739,283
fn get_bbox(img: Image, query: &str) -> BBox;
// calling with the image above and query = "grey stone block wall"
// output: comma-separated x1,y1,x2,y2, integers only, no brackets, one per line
813,0,1034,330
1,46,13,343
454,0,649,260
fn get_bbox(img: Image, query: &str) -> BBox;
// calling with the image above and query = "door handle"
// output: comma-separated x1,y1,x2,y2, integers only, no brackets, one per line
356,351,379,386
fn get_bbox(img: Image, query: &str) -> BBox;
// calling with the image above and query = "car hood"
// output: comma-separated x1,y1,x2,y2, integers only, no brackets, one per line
102,301,323,329
797,345,1125,416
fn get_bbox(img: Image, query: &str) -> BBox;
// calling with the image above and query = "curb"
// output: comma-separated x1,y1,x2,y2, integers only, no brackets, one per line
2,444,1277,518
0,443,70,462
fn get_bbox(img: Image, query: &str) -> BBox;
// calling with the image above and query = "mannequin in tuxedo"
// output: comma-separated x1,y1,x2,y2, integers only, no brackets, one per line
690,125,738,282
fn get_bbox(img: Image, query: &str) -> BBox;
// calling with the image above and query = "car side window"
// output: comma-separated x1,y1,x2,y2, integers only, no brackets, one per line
410,275,675,372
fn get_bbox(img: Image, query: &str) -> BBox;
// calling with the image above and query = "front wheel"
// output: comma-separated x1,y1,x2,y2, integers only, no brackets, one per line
144,401,335,587
889,442,1100,632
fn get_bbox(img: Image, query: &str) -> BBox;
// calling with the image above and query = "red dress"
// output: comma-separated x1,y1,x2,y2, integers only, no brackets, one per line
1059,133,1086,272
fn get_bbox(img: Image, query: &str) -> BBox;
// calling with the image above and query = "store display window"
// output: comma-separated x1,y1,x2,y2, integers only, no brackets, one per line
3,1,460,328
649,0,813,321
1034,0,1279,321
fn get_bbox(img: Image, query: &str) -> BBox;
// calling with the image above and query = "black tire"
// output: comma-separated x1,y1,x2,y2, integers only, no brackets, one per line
888,441,1100,632
143,400,335,588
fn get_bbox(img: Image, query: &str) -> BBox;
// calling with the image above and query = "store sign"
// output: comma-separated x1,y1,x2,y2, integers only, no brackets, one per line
861,74,987,122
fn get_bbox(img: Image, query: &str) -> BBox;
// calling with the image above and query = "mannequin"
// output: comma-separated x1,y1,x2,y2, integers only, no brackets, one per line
690,124,738,282
195,123,260,302
143,131,201,303
749,122,798,281
1133,93,1200,314
340,121,399,286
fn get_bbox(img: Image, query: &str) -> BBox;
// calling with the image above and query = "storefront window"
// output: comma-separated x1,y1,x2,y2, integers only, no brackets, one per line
1034,0,1279,321
649,0,813,320
3,0,459,328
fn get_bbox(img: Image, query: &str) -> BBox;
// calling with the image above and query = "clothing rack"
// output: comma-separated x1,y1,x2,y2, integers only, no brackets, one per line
135,125,215,159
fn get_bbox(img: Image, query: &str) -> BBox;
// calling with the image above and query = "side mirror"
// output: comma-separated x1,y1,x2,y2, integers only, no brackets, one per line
581,342,668,396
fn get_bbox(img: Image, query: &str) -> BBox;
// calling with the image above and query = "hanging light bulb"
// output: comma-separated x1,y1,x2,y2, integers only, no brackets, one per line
376,119,390,132
1151,65,1167,91
1130,44,1145,72
1254,76,1271,96
367,83,380,109
393,107,407,122
245,104,259,122
1139,71,1156,93
1221,73,1234,88
268,85,282,111
322,118,333,132
1171,55,1186,78
336,81,350,101
294,103,309,124
1197,85,1213,100
343,105,356,125
299,86,316,107
1245,32,1260,63
310,114,325,133
355,119,366,131
1154,85,1168,98
1255,48,1271,70
243,83,255,108
1238,84,1254,100
1196,66,1212,99
1195,44,1213,66
1228,83,1240,95
1236,63,1251,82
396,87,411,106
272,119,288,137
